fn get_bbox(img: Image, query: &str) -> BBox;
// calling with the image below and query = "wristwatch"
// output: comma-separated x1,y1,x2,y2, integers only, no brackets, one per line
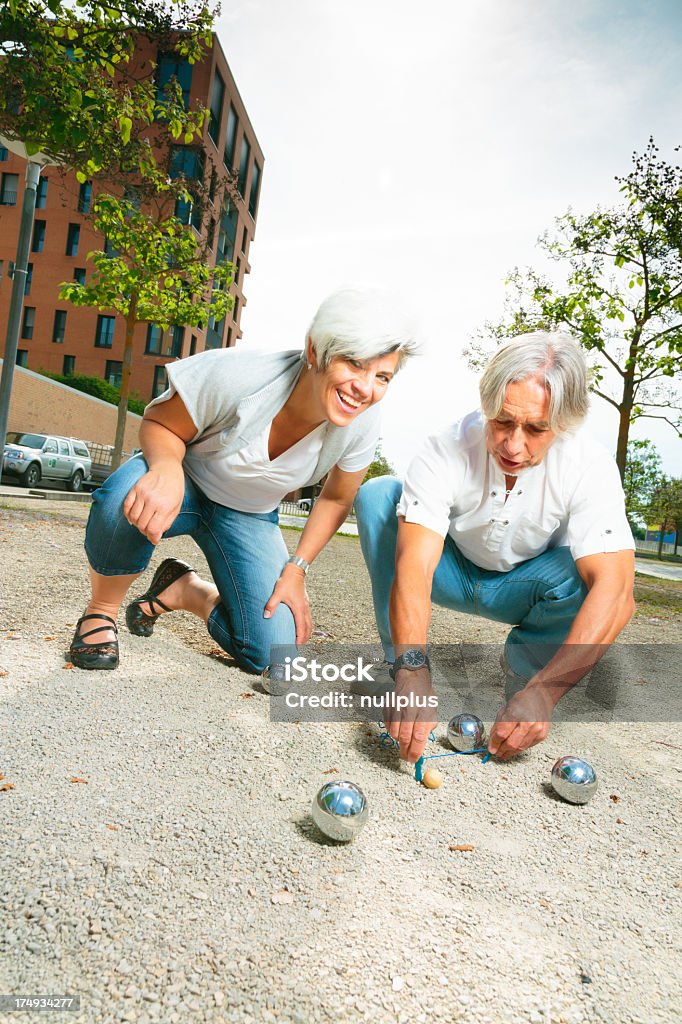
391,648,430,677
287,555,310,575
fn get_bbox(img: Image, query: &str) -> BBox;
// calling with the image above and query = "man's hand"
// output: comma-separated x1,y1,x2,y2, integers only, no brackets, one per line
487,682,555,760
123,462,186,545
384,666,438,764
263,564,312,646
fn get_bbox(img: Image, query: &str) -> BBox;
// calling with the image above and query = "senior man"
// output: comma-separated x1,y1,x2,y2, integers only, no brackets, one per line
355,331,635,763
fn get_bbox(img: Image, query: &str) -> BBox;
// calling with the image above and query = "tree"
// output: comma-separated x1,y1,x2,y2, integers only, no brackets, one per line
472,140,682,479
646,476,682,558
0,0,215,182
623,438,662,524
362,444,395,483
59,194,233,468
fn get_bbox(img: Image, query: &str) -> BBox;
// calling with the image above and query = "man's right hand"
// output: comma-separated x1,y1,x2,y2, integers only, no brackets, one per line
384,666,438,764
122,462,185,545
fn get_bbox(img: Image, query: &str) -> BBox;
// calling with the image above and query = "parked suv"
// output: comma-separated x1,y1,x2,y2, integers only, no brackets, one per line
3,432,92,492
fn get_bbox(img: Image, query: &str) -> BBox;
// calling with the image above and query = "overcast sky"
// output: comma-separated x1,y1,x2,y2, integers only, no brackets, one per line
216,0,681,474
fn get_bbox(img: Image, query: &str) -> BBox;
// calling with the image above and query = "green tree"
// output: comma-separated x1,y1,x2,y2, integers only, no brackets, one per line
362,444,395,483
59,194,233,468
0,0,214,181
646,475,682,558
623,438,662,524
472,140,682,479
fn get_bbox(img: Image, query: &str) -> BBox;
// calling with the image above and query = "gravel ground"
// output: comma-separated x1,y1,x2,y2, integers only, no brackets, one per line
1,497,681,1024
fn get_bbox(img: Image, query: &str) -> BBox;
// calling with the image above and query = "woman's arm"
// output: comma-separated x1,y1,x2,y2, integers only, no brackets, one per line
122,394,198,545
263,464,367,644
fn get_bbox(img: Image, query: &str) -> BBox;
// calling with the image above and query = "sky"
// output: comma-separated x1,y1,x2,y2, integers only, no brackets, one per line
216,0,682,474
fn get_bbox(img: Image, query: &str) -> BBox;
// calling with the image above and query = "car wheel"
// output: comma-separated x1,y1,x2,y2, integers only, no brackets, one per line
25,463,41,488
69,470,84,493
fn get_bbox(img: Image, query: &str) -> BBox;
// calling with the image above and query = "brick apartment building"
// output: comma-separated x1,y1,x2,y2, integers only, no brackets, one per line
0,33,263,404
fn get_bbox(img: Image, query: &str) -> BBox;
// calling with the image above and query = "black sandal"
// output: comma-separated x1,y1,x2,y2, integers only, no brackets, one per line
125,558,194,637
69,614,119,670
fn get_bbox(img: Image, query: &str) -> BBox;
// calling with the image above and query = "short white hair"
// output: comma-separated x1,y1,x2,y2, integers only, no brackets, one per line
307,287,419,371
479,331,589,431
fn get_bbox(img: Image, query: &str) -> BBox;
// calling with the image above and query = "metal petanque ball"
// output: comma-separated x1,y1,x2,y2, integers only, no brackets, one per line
446,713,486,752
261,663,290,696
551,756,598,805
311,780,369,842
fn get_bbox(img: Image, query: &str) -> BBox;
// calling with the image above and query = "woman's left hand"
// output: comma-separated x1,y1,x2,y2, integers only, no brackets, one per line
263,564,313,645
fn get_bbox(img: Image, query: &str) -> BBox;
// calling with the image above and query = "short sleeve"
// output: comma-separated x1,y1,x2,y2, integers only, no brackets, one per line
566,451,635,560
144,350,238,441
336,420,381,473
396,434,461,537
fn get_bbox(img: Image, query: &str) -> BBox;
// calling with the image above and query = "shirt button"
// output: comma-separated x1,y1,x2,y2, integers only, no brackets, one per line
605,528,612,534
413,500,419,505
503,520,509,525
491,490,497,496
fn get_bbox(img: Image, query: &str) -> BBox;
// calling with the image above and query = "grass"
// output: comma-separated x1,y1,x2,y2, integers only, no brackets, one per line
633,573,681,620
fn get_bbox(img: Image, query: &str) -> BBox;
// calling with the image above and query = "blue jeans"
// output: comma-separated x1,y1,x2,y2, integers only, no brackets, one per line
84,456,296,673
355,476,588,682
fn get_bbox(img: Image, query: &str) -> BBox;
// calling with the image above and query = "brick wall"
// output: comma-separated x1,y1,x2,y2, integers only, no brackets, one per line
1,361,142,450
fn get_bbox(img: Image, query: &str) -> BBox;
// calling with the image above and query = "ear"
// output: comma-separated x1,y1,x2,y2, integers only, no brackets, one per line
306,337,318,370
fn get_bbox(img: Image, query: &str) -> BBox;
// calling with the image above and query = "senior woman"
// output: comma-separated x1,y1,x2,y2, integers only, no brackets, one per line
69,288,417,674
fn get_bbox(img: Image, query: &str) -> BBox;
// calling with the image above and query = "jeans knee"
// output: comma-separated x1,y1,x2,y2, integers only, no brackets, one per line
356,476,402,528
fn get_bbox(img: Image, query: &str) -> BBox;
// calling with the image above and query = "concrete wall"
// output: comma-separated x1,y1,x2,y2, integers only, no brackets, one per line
1,360,142,450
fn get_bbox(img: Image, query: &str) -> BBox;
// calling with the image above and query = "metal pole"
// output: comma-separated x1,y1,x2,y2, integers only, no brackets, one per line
0,161,41,463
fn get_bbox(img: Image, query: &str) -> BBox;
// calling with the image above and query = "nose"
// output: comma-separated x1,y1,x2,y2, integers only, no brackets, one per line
352,368,373,397
504,425,525,456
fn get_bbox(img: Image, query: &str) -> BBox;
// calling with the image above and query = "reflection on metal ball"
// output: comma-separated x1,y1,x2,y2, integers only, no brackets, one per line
261,663,290,696
446,714,486,752
551,756,598,804
311,780,368,842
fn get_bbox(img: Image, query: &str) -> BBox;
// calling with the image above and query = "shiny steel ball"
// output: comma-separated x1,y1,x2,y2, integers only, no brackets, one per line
311,780,368,842
446,714,486,752
551,756,598,805
261,663,290,696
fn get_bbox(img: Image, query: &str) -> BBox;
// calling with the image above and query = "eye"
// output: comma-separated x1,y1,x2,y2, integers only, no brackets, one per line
528,425,548,435
348,358,363,369
377,374,391,384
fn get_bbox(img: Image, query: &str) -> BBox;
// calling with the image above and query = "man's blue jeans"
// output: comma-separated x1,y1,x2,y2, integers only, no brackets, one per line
355,476,588,682
84,456,296,673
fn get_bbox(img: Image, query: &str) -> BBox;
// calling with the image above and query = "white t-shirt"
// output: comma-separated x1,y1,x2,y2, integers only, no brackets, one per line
185,422,375,512
397,411,634,572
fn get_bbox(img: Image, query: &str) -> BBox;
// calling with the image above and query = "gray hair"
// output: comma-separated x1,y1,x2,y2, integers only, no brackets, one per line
306,287,420,371
479,331,589,431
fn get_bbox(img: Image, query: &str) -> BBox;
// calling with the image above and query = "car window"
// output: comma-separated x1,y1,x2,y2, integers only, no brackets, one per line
6,433,46,448
59,440,70,455
44,439,58,454
73,444,89,458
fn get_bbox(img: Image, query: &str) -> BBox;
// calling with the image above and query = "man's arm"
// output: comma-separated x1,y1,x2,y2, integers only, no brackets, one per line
488,549,636,759
387,519,445,763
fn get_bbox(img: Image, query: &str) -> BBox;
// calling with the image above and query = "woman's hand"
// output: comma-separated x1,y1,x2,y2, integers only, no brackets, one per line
263,564,312,645
122,461,186,545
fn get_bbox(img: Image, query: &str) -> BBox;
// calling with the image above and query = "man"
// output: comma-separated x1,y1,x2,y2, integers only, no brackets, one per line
355,331,635,763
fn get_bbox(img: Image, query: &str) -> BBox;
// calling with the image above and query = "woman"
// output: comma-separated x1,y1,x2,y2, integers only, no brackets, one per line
69,288,417,675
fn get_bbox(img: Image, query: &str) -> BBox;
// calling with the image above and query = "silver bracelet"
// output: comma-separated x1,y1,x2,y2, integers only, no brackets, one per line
286,555,310,575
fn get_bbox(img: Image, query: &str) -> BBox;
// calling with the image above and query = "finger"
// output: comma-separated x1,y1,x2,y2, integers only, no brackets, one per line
263,592,279,620
293,606,308,646
495,722,534,760
122,487,138,517
406,720,434,763
487,719,516,754
398,719,414,761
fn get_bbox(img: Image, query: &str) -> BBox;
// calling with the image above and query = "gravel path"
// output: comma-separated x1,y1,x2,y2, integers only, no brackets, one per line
1,497,680,1024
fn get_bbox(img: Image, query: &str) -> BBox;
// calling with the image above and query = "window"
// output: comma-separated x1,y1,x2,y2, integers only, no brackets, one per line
73,442,89,458
227,327,233,348
74,267,86,285
0,173,18,206
32,220,46,253
58,439,70,456
44,438,58,454
237,136,251,196
145,323,164,355
235,257,241,285
124,186,141,211
95,314,115,348
169,145,204,181
77,181,92,214
104,360,122,388
16,350,28,367
223,105,238,169
208,217,217,250
189,335,197,356
0,260,3,282
21,306,35,340
157,52,192,109
63,355,76,376
152,365,167,399
35,177,48,210
218,201,238,263
208,71,225,145
0,146,7,161
208,171,216,204
232,295,239,323
248,161,261,219
174,195,201,231
103,237,118,258
24,263,33,296
241,226,248,254
169,324,184,357
66,223,80,257
52,310,67,343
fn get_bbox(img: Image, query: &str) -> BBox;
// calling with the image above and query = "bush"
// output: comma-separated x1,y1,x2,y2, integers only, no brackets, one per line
40,371,146,416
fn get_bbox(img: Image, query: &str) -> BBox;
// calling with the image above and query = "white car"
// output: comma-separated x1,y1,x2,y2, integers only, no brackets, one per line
2,432,92,492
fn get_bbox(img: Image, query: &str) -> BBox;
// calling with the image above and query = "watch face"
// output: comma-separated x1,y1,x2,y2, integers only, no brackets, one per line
403,649,426,669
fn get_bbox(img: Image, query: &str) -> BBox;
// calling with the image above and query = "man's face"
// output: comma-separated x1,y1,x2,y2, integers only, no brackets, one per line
486,376,557,475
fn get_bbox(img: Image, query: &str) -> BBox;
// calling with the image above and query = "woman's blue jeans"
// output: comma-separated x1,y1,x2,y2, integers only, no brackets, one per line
85,456,296,673
355,476,588,682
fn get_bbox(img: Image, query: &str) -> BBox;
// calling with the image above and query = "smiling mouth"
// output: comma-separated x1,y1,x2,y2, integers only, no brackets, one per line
336,388,363,412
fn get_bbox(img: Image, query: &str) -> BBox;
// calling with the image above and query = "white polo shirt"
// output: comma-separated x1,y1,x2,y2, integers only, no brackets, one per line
397,411,634,572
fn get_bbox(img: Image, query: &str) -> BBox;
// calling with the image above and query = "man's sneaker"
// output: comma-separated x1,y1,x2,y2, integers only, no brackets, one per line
350,660,395,698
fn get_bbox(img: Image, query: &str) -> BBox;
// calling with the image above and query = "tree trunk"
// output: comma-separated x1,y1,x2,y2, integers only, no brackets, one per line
614,344,638,482
112,296,138,471
656,517,668,560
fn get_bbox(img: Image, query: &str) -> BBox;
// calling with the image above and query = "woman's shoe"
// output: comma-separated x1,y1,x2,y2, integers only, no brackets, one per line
69,614,119,670
125,558,194,637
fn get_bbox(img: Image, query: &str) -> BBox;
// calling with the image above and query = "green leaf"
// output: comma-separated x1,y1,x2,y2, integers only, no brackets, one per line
119,116,132,146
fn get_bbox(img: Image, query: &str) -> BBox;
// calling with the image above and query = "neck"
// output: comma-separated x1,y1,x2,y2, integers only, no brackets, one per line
280,364,326,430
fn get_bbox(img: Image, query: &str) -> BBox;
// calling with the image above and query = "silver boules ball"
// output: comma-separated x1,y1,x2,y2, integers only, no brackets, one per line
311,780,368,842
261,663,290,696
446,713,486,752
551,756,598,804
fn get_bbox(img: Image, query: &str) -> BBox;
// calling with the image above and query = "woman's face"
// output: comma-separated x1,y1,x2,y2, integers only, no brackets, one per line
311,348,401,426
